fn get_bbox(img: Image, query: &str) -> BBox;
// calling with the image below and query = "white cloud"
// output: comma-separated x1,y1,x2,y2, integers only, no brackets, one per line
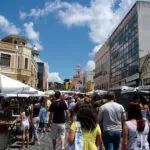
20,11,27,20
84,60,95,71
0,15,20,34
20,0,138,72
20,0,137,44
48,72,63,84
89,44,102,58
24,22,43,50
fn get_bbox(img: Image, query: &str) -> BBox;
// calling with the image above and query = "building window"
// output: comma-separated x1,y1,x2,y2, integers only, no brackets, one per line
14,40,18,44
0,53,11,67
25,58,28,69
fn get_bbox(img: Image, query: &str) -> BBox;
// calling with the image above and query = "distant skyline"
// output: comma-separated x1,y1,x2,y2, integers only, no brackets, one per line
0,0,138,82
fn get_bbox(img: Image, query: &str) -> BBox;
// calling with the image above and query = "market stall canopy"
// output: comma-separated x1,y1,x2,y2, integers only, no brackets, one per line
95,90,108,95
0,74,30,95
112,86,134,91
5,94,29,98
45,90,55,95
86,91,94,95
30,90,45,97
21,86,38,94
121,88,136,94
137,85,150,91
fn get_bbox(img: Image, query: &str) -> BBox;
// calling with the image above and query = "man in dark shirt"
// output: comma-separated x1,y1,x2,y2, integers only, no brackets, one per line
49,91,69,150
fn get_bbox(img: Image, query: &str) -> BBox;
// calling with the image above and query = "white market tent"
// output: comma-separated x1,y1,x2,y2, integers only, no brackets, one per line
0,74,30,96
21,86,38,94
121,88,136,94
112,86,134,91
5,94,30,98
95,90,108,95
30,90,45,97
45,90,55,95
137,85,150,90
86,91,94,95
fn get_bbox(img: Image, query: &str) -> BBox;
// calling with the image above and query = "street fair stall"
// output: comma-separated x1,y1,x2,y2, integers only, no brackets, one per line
0,97,20,149
0,74,45,148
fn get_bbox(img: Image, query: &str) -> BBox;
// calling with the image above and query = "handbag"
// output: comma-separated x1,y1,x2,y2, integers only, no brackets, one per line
67,121,83,150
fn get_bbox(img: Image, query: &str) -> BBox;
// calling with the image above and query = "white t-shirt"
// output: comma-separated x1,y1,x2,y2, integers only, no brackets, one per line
98,101,125,132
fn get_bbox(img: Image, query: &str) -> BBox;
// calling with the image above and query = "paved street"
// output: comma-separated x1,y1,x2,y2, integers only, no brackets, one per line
6,125,70,150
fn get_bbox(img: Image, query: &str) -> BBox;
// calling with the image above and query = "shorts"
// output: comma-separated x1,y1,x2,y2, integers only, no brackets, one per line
22,121,29,131
51,123,66,139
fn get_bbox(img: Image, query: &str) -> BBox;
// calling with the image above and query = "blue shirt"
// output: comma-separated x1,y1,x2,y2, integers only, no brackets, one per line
40,107,47,123
69,102,76,110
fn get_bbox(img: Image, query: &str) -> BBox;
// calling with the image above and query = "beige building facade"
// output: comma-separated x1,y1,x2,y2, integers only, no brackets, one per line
94,39,110,90
0,35,38,87
140,54,150,85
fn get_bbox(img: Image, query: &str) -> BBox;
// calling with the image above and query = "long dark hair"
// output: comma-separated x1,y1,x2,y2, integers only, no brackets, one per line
77,104,97,131
128,102,145,132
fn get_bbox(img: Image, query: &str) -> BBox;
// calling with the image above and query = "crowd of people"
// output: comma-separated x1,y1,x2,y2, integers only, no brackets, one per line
19,91,150,150
20,96,51,149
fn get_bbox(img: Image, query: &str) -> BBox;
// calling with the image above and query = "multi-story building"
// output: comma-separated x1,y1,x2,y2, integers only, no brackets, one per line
0,35,38,87
82,70,95,92
110,1,150,87
140,53,150,85
71,64,82,91
32,45,49,91
94,39,110,90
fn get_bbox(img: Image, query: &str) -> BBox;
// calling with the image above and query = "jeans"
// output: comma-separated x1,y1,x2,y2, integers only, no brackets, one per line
103,130,121,150
33,117,40,141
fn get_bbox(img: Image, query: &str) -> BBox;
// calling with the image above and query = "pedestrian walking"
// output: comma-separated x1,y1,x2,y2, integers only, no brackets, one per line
98,91,126,150
20,106,30,149
68,97,76,122
39,102,47,132
68,104,103,150
32,98,40,145
45,95,51,130
49,91,69,150
122,102,149,150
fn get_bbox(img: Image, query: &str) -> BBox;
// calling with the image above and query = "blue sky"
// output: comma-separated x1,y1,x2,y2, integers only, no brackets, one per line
0,0,137,82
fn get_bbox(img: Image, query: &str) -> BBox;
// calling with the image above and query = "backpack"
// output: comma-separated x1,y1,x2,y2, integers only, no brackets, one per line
67,121,83,150
129,122,149,150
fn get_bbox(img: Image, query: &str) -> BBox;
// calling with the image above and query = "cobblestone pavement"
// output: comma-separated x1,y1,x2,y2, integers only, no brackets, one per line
6,124,70,150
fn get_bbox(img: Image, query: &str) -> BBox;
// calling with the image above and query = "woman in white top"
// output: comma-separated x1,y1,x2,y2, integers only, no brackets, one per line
20,106,30,149
122,102,149,150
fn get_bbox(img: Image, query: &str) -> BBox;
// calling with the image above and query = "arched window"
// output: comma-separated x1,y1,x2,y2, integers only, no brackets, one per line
14,40,18,44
